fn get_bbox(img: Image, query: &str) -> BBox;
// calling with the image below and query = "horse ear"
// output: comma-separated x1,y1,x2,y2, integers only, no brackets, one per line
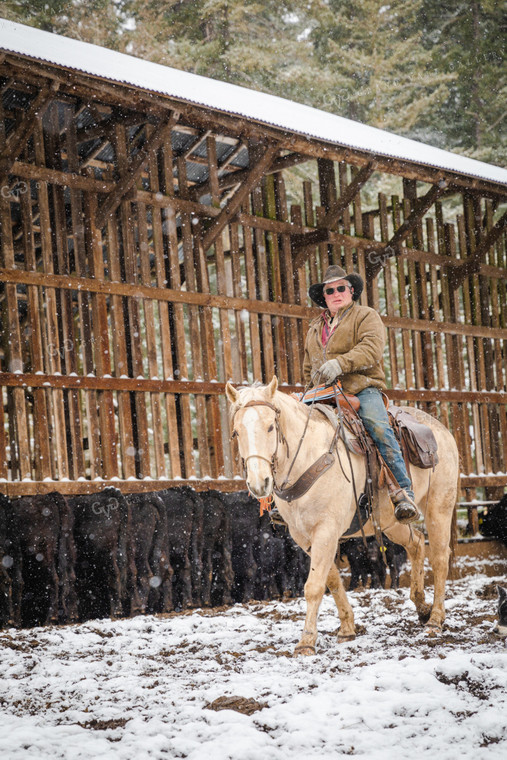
267,375,278,397
225,381,239,404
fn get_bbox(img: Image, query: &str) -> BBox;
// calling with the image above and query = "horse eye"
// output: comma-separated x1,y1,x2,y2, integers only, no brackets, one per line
268,424,274,432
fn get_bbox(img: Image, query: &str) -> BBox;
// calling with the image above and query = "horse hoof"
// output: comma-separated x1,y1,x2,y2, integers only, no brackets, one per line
294,645,316,657
417,608,432,625
425,622,442,636
337,634,356,643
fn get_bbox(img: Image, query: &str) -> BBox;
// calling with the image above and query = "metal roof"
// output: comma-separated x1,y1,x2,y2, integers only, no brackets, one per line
1,18,506,188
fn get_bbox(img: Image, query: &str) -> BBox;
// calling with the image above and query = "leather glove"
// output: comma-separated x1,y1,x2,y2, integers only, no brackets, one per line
318,358,343,385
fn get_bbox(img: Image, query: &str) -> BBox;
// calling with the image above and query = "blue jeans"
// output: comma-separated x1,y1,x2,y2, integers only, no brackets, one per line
355,387,413,496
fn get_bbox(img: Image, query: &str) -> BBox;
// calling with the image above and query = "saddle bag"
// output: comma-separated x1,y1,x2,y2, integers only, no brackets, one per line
388,405,439,470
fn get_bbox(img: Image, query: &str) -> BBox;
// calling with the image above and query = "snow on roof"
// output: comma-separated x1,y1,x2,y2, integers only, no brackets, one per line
1,18,507,189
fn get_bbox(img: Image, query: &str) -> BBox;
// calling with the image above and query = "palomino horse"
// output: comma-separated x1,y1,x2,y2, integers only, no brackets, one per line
226,377,459,656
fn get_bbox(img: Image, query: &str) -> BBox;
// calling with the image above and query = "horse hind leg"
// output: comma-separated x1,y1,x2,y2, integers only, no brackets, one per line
383,522,431,624
424,509,454,632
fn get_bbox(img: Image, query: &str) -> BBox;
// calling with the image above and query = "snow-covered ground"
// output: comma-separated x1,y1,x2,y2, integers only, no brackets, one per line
1,554,506,760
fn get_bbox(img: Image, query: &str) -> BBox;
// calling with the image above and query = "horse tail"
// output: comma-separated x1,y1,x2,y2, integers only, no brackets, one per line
448,473,460,580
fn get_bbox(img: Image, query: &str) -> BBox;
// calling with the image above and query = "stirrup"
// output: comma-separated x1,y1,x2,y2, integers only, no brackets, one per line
392,489,421,524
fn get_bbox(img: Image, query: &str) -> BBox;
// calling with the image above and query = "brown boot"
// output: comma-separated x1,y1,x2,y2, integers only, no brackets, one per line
392,490,421,524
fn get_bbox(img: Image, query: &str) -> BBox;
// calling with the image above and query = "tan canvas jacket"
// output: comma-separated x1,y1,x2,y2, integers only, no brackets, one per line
303,301,387,395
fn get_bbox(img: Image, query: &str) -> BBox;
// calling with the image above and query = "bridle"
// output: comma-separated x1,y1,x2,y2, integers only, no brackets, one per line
232,396,336,503
232,400,289,476
230,388,351,509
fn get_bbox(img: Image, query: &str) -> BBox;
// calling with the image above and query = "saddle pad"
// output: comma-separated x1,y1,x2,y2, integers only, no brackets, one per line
294,385,340,404
294,384,361,412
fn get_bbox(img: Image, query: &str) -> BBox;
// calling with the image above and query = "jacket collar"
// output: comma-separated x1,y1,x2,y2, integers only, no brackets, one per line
322,300,356,323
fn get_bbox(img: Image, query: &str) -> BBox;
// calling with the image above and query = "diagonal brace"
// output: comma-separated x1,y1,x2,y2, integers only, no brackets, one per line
366,180,448,278
201,142,280,252
95,111,180,229
447,208,507,290
291,161,377,265
0,81,59,181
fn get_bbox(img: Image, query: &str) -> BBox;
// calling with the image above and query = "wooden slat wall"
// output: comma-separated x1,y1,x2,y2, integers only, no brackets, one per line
0,89,506,510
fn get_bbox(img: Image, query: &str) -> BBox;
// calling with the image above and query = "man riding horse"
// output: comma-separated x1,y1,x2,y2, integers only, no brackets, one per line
304,264,419,524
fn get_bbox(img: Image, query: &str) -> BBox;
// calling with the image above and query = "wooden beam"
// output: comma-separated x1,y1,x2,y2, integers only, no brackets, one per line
3,473,505,496
5,56,507,198
190,150,306,199
95,111,180,228
201,141,280,252
9,158,506,280
2,372,507,403
447,209,507,290
10,159,112,192
181,129,211,160
0,81,59,182
366,180,448,278
4,267,507,339
72,109,156,144
291,161,377,264
323,161,377,228
458,475,507,488
2,479,250,496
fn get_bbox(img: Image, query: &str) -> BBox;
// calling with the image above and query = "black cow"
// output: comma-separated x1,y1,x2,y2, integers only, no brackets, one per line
480,495,507,544
125,492,173,614
383,538,407,589
221,491,259,603
192,490,234,607
252,513,288,600
158,486,199,610
340,536,407,590
280,528,310,598
68,488,131,621
8,492,78,627
0,493,14,627
222,492,309,602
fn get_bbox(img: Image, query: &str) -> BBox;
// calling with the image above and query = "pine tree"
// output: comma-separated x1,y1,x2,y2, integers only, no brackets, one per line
417,0,507,165
1,0,125,48
122,0,330,104
308,0,453,136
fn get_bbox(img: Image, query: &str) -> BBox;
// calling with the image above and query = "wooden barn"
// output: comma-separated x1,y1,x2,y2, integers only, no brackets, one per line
1,19,506,532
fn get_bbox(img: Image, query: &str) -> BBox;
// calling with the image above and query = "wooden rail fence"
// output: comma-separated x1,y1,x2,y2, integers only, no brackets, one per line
0,65,506,537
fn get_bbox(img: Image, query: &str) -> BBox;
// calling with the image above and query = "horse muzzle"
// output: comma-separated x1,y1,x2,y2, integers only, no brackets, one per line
244,455,274,498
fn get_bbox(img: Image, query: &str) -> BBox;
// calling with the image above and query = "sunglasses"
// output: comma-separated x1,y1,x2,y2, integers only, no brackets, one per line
324,284,350,295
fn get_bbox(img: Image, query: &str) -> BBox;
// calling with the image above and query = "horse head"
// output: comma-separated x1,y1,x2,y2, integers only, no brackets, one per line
226,376,281,499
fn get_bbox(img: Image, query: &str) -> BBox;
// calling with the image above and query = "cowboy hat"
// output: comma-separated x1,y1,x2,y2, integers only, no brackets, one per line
308,265,364,308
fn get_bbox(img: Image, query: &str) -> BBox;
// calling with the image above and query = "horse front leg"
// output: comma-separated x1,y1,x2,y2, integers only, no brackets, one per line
383,522,430,624
327,563,356,640
295,527,338,656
